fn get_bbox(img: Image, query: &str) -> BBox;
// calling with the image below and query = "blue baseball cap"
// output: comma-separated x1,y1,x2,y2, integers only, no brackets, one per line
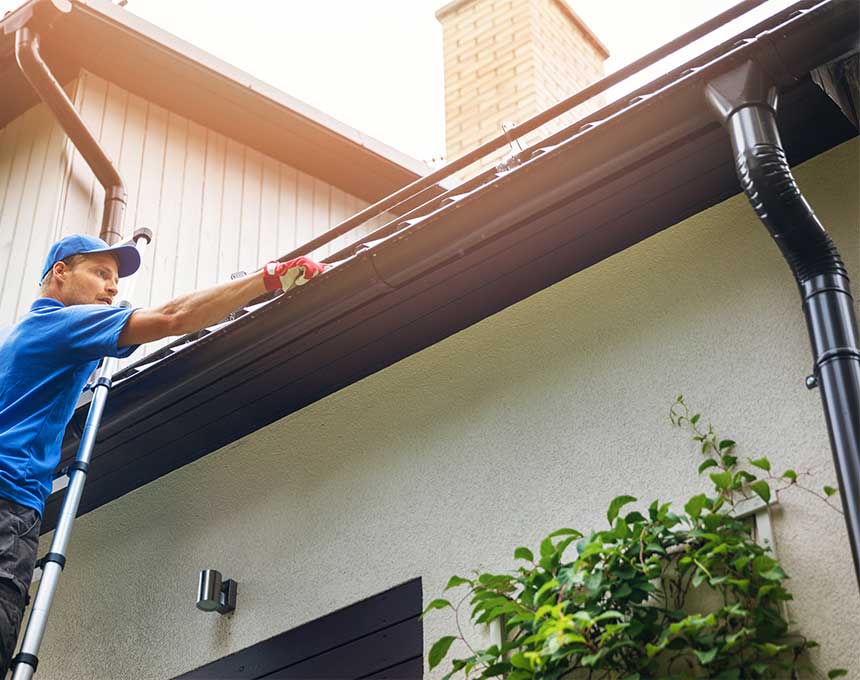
40,234,141,283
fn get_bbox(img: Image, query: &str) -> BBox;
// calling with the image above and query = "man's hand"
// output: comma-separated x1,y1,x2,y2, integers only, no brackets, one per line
262,257,327,292
119,256,328,348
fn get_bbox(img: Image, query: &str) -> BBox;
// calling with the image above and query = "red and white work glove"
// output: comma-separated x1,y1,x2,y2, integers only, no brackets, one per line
262,257,327,292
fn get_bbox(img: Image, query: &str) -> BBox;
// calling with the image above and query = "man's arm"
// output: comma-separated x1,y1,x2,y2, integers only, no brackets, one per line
118,258,325,347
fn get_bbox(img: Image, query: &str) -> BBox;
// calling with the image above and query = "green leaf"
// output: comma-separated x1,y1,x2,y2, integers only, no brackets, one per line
444,576,469,591
607,495,637,524
782,469,797,482
750,480,771,503
694,647,718,665
572,610,595,627
710,471,732,491
698,458,718,474
752,555,777,575
685,493,708,519
428,636,457,670
582,648,607,666
824,485,838,497
759,642,786,656
759,565,787,581
514,547,534,562
509,653,531,670
613,582,632,598
507,672,532,680
420,598,452,619
547,527,581,538
749,456,771,472
483,662,510,676
539,536,555,558
719,439,736,450
535,578,559,603
691,413,701,424
828,670,848,678
646,641,666,657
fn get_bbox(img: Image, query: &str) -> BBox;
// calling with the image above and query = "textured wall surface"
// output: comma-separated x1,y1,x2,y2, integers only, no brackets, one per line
28,139,860,678
437,0,605,175
0,71,389,357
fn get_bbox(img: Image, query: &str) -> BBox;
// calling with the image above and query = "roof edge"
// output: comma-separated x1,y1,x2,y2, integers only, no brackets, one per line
0,0,431,178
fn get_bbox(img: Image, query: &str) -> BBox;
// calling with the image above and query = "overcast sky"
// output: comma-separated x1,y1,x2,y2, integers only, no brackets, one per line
2,0,796,162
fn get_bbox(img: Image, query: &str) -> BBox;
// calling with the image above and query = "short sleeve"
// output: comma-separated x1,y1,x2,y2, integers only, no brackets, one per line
57,304,140,362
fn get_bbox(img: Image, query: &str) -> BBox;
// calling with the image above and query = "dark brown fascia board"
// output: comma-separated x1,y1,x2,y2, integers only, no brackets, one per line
0,0,433,203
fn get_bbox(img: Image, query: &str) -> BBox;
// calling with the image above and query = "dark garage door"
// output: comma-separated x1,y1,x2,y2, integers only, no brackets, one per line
175,578,423,679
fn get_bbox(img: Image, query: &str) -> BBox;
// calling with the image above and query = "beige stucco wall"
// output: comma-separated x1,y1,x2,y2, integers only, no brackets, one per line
29,138,860,678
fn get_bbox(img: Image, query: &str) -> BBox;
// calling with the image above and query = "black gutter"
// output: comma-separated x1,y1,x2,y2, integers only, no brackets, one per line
13,4,127,243
324,0,834,266
280,0,774,263
706,58,860,588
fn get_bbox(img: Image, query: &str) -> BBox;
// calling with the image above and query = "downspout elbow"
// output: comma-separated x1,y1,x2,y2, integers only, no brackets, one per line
14,25,127,243
705,61,847,289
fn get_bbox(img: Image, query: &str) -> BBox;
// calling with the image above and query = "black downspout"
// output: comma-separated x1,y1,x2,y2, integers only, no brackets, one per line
15,24,127,245
706,61,860,588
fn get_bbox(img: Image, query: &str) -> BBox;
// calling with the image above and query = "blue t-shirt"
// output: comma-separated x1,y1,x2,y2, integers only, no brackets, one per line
0,298,139,516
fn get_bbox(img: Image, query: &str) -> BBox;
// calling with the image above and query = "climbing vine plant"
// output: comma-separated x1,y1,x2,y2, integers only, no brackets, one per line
424,397,846,679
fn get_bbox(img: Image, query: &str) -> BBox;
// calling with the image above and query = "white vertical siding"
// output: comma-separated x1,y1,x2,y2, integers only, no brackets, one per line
0,85,75,328
9,70,401,359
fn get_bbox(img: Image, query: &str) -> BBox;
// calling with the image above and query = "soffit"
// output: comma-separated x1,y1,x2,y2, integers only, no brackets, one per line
0,0,431,204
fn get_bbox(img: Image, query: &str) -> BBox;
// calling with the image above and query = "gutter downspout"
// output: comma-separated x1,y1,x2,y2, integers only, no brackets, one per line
15,20,127,244
706,61,860,588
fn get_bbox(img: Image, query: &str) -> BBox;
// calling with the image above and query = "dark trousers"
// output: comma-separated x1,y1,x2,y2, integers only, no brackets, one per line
0,498,40,678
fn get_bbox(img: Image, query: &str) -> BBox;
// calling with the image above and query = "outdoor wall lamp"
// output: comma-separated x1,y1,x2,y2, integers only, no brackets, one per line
196,569,237,615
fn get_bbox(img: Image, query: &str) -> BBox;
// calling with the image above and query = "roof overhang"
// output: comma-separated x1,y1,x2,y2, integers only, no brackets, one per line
43,0,859,532
0,0,432,204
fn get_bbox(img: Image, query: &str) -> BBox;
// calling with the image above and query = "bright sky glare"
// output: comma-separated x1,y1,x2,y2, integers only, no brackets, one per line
2,0,796,163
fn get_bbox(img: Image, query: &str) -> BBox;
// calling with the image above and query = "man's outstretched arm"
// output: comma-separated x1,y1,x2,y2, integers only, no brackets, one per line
118,257,325,347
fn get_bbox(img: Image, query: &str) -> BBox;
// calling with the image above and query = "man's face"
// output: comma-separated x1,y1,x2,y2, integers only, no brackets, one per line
56,252,120,306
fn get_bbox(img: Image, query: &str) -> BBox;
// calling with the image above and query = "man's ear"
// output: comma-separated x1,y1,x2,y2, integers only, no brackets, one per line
52,261,68,282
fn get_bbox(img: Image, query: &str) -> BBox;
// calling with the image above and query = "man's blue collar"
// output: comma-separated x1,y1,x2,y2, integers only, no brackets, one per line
30,298,64,310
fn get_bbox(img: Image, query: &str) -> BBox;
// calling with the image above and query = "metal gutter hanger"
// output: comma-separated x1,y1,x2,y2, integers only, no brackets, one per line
13,0,127,244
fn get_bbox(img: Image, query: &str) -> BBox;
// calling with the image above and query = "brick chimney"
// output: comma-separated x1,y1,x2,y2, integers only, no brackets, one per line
436,0,609,175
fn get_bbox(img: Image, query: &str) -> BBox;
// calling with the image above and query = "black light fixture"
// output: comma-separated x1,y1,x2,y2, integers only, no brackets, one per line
196,569,237,615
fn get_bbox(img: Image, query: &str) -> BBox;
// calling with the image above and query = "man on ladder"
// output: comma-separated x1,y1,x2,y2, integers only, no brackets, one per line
0,232,326,676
